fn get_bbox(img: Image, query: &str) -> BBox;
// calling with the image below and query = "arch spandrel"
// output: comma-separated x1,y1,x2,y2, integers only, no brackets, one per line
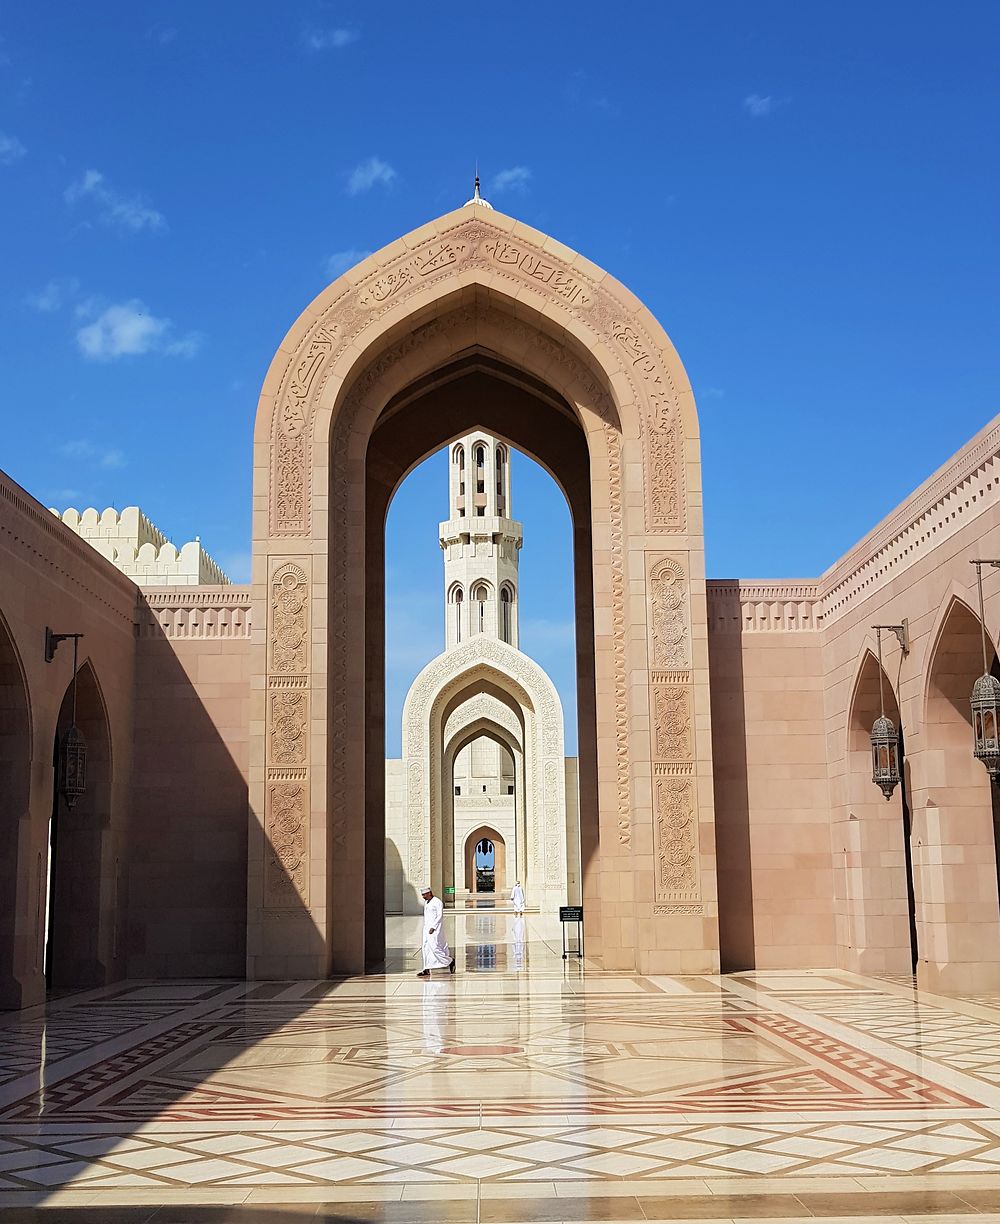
254,204,698,540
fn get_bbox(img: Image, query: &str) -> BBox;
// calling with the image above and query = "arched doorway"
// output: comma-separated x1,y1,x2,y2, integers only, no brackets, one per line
443,715,526,907
250,205,716,977
464,825,506,896
47,660,113,990
840,647,917,974
916,596,1000,991
0,611,32,1005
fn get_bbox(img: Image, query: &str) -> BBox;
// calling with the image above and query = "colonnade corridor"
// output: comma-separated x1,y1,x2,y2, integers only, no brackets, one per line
5,937,1000,1221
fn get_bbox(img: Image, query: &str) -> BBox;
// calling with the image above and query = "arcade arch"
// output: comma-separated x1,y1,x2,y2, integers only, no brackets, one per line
47,659,113,990
250,204,715,977
464,824,506,895
840,647,917,974
0,612,31,1001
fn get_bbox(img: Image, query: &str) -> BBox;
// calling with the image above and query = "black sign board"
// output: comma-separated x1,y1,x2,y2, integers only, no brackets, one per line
559,905,584,923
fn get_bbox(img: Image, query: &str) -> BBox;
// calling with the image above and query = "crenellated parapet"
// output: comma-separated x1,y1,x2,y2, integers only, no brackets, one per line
49,505,229,586
139,587,251,639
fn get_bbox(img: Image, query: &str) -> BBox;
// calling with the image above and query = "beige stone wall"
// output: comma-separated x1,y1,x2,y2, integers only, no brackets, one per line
0,472,138,1008
708,583,834,969
130,588,252,977
819,416,1000,993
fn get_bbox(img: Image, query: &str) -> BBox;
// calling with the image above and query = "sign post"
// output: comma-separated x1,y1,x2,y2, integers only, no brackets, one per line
559,905,584,960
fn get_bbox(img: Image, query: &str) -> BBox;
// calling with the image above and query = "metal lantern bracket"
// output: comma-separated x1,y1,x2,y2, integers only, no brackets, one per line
44,630,88,809
45,628,84,663
869,624,905,802
970,560,1000,785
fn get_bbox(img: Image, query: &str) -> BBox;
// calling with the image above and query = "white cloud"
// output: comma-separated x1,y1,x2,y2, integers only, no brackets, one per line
26,277,80,312
304,27,358,51
58,440,127,469
147,24,177,45
490,166,532,194
65,169,166,232
347,156,396,196
744,93,784,118
702,386,726,399
75,299,200,361
325,249,371,278
0,130,26,165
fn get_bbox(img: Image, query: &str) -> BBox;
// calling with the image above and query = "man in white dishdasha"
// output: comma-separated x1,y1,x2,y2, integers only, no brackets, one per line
417,885,455,977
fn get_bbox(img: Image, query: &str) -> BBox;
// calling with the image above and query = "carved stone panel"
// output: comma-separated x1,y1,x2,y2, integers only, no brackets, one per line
648,556,690,671
265,783,308,906
653,777,700,905
652,686,692,761
269,563,309,674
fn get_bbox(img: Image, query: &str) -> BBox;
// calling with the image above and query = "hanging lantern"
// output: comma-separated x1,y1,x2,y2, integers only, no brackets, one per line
59,724,87,809
970,559,1000,785
971,672,1000,783
870,713,901,801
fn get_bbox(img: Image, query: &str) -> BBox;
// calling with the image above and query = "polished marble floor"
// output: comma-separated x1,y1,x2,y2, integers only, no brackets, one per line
4,912,1000,1220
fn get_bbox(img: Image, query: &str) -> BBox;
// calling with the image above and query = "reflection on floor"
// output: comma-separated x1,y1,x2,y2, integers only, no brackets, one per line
4,913,1000,1219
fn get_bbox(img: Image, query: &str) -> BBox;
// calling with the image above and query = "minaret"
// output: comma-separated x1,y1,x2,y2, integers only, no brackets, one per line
440,433,522,649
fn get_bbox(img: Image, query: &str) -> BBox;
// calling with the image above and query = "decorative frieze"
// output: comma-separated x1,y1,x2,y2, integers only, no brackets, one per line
139,589,252,639
707,581,821,633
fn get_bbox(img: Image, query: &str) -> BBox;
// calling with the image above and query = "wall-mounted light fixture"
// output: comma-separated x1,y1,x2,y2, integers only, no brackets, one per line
970,560,1000,784
870,620,909,801
44,628,87,809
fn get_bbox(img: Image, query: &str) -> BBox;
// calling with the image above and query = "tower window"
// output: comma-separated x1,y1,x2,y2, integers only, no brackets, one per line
500,586,512,643
455,785,461,796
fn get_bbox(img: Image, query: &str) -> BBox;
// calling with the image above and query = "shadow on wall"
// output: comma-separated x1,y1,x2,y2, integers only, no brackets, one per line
129,614,253,977
708,614,755,971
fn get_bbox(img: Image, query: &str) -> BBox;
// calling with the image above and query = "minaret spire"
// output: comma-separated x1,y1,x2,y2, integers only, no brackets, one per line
440,433,522,649
464,168,494,210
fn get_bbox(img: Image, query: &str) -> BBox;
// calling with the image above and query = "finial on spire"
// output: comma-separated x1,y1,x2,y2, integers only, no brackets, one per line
464,168,494,210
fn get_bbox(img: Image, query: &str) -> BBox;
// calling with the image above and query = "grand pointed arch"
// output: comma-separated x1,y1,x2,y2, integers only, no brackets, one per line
249,203,717,977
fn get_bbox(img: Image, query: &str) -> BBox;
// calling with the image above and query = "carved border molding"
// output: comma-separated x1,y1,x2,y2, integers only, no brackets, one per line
264,559,311,909
646,553,701,914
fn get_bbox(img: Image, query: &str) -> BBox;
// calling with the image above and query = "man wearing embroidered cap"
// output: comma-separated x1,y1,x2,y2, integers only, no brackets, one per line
417,885,455,977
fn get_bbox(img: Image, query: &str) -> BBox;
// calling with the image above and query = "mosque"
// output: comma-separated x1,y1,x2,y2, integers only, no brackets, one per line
3,191,1000,1011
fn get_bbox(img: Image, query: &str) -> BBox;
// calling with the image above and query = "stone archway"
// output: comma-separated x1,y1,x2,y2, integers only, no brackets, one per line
913,596,1000,991
402,640,565,916
250,204,716,977
464,825,506,896
838,646,916,975
444,719,523,907
0,610,32,1005
48,659,113,990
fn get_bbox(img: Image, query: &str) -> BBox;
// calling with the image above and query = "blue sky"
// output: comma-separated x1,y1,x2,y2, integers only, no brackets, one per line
1,2,997,753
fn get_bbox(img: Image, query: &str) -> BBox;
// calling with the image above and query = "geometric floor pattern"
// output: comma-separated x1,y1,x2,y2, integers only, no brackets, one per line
5,912,1000,1217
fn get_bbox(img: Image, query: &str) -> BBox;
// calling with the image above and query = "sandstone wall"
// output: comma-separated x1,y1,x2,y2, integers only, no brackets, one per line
130,588,252,976
707,583,834,969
